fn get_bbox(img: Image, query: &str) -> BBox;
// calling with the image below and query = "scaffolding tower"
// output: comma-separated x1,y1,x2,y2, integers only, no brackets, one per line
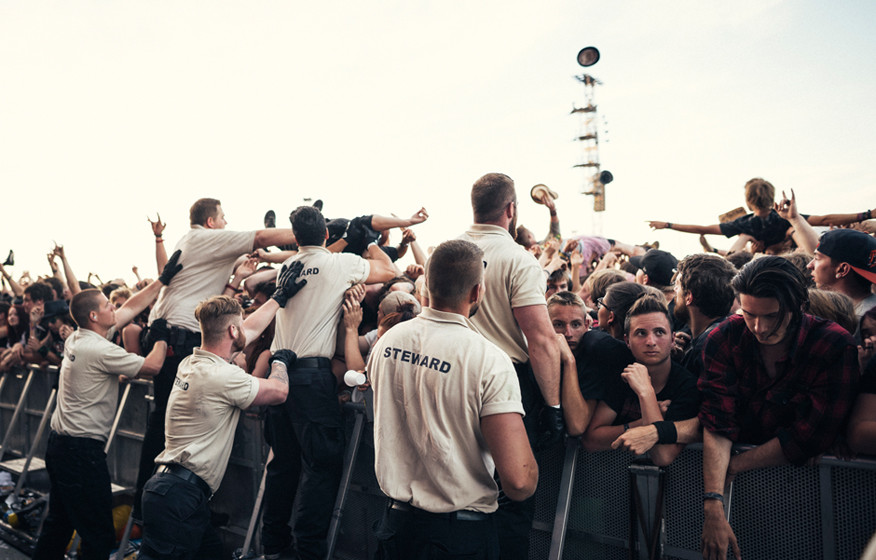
572,73,609,212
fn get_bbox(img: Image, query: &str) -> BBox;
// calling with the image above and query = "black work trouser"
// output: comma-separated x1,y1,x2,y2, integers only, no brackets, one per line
260,360,344,560
132,329,200,519
33,432,115,560
139,470,222,560
374,503,499,560
494,361,542,560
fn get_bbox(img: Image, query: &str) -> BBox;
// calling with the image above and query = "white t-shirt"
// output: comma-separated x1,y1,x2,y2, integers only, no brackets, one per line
368,308,524,513
149,226,256,332
51,328,144,442
271,246,369,358
459,224,547,364
155,349,258,492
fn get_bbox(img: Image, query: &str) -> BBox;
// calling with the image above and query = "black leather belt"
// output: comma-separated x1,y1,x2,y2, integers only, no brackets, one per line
156,463,212,499
388,499,489,521
294,357,332,369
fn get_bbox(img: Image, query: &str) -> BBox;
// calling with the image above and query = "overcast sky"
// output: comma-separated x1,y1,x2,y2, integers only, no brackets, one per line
2,1,874,285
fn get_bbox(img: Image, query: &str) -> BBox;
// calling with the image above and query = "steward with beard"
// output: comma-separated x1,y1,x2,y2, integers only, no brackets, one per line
458,172,562,560
139,262,306,560
369,239,537,559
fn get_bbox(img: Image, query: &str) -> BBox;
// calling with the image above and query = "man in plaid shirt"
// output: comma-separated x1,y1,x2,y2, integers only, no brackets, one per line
697,256,859,560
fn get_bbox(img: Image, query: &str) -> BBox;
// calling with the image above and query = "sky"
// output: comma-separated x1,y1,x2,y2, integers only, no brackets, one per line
1,1,875,286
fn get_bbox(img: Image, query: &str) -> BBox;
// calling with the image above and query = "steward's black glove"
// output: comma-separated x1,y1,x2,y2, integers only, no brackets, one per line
271,261,307,308
269,349,297,369
142,318,171,354
159,250,183,286
535,406,565,451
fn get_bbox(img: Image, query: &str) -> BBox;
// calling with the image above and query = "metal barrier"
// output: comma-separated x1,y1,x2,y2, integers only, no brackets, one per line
3,365,875,559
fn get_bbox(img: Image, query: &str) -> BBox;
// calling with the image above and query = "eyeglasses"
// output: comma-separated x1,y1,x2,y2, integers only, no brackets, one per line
596,297,613,312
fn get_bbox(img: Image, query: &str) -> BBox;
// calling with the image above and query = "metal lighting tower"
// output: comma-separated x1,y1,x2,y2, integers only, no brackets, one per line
572,47,612,212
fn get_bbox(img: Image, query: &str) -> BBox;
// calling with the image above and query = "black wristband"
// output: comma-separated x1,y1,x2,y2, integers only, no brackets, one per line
704,492,725,505
653,420,678,444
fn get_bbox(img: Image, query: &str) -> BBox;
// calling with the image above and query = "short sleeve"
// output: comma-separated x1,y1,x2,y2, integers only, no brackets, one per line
96,343,145,379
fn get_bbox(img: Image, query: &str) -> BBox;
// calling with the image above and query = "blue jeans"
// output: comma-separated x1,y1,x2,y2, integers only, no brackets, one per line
33,432,115,560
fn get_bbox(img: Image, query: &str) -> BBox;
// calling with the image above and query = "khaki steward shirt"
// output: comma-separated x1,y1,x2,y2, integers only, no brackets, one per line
271,246,370,358
459,224,547,364
51,327,144,442
155,349,258,493
368,308,524,513
149,226,256,332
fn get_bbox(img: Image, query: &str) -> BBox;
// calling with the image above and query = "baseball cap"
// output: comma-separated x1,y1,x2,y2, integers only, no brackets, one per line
42,299,70,321
816,229,876,284
378,291,422,316
630,249,678,287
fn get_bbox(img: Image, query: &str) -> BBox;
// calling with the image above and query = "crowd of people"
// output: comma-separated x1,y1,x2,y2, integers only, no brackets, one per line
0,175,874,560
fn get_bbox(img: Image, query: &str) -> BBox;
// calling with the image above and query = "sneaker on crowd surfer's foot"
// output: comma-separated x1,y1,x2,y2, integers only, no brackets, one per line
264,210,276,228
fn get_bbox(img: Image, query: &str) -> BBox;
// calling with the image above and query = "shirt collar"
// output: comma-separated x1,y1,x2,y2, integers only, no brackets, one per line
420,307,469,327
297,245,330,255
467,223,514,240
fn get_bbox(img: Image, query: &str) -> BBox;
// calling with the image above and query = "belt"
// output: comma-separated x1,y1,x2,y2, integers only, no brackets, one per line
156,464,212,499
294,357,332,369
388,499,490,522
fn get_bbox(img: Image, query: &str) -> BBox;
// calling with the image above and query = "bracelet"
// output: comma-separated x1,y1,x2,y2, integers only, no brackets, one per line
866,209,873,220
704,492,725,505
666,222,673,229
155,238,164,244
623,423,630,432
225,283,241,293
653,420,678,444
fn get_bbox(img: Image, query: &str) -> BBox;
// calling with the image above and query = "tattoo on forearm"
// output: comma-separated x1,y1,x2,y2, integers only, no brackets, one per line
269,362,289,386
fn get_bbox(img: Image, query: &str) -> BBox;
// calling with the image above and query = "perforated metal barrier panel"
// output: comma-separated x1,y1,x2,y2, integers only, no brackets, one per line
2,370,876,560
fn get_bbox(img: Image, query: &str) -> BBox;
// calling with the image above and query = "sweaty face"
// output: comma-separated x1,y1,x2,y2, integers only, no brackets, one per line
807,251,838,289
626,312,673,367
739,294,792,346
549,304,590,350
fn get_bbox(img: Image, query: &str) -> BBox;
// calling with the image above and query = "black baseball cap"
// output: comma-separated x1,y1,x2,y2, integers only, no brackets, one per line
817,229,876,284
630,249,678,287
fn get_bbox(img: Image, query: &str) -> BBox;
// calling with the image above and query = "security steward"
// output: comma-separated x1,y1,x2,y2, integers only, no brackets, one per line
261,205,398,560
368,239,538,559
139,261,306,559
133,197,296,517
459,172,562,559
33,251,182,560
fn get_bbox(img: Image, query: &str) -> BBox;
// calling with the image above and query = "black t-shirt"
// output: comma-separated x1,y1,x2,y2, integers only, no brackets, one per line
603,361,701,426
573,330,634,401
718,210,802,247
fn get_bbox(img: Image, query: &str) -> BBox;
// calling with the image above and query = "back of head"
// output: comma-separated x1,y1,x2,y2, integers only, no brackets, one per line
732,255,808,328
677,253,737,318
195,295,243,346
779,251,814,286
44,276,65,300
743,178,775,211
190,198,221,227
624,293,671,335
605,281,659,326
70,289,103,328
426,240,484,308
109,287,133,306
587,268,627,302
640,249,678,289
806,289,857,334
471,173,516,223
290,206,327,247
726,251,755,271
379,304,420,333
378,291,422,317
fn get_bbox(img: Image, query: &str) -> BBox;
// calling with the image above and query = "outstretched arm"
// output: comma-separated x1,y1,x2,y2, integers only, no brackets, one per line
649,221,722,235
369,208,429,231
0,263,23,297
148,214,169,273
53,244,80,296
